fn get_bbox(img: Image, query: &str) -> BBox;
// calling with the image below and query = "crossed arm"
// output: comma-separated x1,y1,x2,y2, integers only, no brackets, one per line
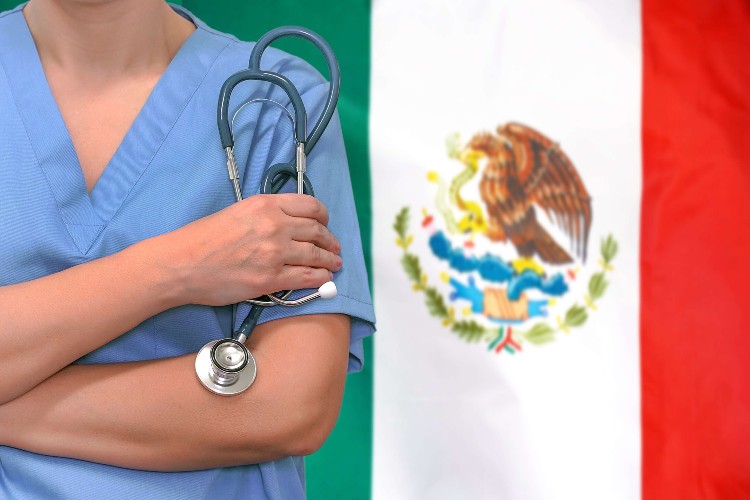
0,195,353,471
0,314,350,471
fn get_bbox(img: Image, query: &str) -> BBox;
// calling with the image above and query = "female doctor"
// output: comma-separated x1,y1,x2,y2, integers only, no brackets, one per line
0,0,375,498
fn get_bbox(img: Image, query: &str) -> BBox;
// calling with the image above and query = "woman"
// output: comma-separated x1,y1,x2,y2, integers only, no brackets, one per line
0,0,375,498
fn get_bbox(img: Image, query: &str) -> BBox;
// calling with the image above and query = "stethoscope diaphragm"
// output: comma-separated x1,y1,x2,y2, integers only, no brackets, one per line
195,339,257,396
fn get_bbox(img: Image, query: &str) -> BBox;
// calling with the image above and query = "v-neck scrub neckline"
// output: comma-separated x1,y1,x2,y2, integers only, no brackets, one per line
0,5,224,254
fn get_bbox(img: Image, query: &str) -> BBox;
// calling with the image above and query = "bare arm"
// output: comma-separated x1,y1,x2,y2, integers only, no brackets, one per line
0,194,341,404
0,314,350,471
0,237,178,404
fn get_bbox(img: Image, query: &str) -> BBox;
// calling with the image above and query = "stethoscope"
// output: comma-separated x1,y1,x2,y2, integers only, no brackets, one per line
195,26,341,396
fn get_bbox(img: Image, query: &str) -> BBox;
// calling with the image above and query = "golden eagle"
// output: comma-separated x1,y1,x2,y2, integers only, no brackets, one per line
466,123,592,264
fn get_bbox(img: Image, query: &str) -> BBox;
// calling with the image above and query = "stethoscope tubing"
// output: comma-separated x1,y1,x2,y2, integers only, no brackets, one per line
217,26,341,155
220,26,340,311
198,26,341,397
249,26,341,155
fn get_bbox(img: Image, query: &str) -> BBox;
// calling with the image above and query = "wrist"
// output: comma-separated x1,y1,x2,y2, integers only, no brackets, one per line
122,235,189,310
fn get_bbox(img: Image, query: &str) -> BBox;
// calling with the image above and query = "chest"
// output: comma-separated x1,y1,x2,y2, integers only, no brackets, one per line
45,69,161,192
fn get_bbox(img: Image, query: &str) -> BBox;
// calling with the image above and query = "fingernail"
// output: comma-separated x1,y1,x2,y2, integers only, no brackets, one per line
336,256,343,268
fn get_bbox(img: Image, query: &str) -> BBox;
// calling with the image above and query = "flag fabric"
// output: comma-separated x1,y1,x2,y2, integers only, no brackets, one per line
370,1,641,498
641,1,750,498
3,0,747,498
369,1,750,498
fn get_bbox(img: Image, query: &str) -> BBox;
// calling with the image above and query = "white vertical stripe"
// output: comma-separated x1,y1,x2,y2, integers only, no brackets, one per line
371,1,641,499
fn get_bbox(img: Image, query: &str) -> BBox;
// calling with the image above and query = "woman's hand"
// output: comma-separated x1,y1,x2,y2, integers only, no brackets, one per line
161,193,342,306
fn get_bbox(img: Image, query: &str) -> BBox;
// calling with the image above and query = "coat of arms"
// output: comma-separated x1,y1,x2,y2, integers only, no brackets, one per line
393,123,618,355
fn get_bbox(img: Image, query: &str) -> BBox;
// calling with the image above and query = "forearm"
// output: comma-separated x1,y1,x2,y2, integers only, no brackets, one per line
0,236,182,403
0,315,350,471
0,193,342,405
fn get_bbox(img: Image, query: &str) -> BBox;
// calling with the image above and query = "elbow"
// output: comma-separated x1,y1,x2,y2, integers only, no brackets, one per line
281,396,342,457
286,415,336,457
234,389,343,460
285,432,327,458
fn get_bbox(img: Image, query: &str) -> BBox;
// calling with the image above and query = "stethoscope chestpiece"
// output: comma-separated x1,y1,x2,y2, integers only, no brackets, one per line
195,339,257,396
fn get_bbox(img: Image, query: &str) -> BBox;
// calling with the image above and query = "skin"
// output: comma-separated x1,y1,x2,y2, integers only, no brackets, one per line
0,0,354,471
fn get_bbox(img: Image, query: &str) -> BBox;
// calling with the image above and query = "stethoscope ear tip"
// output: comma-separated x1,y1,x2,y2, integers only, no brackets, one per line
318,281,337,299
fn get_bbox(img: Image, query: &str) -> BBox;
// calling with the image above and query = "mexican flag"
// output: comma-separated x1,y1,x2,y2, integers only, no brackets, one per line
27,0,746,498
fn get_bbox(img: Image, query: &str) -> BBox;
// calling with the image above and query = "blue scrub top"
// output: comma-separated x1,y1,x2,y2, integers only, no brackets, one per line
0,4,375,499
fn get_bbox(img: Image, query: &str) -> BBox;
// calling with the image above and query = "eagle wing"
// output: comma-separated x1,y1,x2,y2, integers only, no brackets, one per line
498,123,592,261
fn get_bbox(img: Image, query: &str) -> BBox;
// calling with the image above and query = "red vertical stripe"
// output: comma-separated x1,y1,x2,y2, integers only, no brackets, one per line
642,1,750,499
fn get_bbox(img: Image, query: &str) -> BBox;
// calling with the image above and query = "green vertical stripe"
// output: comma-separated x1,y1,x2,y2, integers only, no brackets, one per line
182,2,373,499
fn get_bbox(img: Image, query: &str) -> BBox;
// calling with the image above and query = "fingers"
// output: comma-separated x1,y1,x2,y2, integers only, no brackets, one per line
289,218,340,254
286,241,342,271
225,193,342,299
275,194,329,226
277,265,335,292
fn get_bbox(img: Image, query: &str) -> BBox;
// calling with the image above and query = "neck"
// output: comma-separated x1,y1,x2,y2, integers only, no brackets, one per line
23,0,195,79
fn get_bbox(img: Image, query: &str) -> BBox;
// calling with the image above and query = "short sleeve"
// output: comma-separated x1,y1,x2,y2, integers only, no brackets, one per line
228,48,375,373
